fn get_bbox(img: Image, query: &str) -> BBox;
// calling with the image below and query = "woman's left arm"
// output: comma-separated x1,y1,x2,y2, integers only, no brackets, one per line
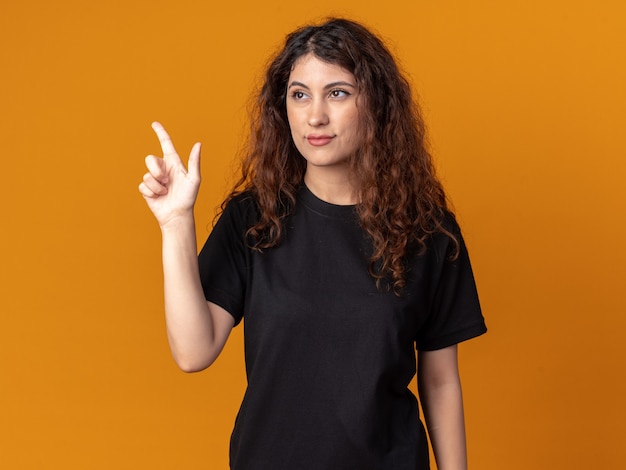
418,344,468,470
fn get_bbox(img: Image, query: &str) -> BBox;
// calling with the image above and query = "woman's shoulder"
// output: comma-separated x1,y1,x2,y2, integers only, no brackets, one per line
221,190,261,223
439,209,461,235
227,190,257,207
420,209,463,257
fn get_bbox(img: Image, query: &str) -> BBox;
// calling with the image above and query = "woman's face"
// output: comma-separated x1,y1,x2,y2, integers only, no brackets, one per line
286,53,361,179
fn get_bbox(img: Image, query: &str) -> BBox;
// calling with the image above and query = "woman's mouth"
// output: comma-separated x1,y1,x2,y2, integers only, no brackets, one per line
307,135,334,146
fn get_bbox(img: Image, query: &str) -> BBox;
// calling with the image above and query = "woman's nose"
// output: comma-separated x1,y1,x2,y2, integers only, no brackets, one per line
308,100,329,127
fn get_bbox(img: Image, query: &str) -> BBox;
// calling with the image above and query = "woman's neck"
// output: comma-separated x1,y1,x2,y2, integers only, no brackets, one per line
303,169,358,206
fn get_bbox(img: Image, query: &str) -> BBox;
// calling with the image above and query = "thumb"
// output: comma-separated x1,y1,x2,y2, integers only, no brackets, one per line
187,142,202,179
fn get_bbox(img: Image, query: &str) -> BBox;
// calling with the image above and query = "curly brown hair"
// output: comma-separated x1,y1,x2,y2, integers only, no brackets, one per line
226,17,458,293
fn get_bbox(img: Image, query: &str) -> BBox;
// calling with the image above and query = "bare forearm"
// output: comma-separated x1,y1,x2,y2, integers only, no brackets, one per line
418,345,468,470
420,378,467,470
161,213,221,372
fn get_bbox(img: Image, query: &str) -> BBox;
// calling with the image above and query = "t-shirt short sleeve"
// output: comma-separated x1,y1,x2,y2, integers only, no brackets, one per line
414,222,487,351
197,196,253,325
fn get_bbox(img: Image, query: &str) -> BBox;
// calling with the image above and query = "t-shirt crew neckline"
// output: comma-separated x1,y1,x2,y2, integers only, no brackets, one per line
299,184,357,219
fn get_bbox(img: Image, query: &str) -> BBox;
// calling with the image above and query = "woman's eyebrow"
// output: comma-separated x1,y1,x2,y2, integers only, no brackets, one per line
323,81,356,90
287,80,309,90
287,80,356,90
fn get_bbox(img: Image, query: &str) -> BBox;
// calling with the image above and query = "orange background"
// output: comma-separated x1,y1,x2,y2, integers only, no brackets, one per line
1,1,625,468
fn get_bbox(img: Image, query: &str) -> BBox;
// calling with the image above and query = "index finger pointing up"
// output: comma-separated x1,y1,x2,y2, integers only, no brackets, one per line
151,121,177,157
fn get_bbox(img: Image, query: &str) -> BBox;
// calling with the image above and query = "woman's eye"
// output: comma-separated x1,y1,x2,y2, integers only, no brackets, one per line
292,91,306,100
330,89,349,98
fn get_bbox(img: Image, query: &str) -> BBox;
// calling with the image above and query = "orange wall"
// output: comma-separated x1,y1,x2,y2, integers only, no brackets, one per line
1,1,625,468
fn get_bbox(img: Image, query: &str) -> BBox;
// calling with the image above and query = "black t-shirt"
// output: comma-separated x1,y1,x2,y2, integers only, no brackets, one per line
198,185,486,470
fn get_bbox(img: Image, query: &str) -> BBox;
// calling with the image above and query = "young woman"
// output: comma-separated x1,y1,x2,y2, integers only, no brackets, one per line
139,18,486,470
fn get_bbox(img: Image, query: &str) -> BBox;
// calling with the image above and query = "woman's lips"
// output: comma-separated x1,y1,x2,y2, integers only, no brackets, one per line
307,135,334,146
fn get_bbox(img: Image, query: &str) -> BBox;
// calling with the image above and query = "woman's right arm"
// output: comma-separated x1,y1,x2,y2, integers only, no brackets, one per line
139,122,234,372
